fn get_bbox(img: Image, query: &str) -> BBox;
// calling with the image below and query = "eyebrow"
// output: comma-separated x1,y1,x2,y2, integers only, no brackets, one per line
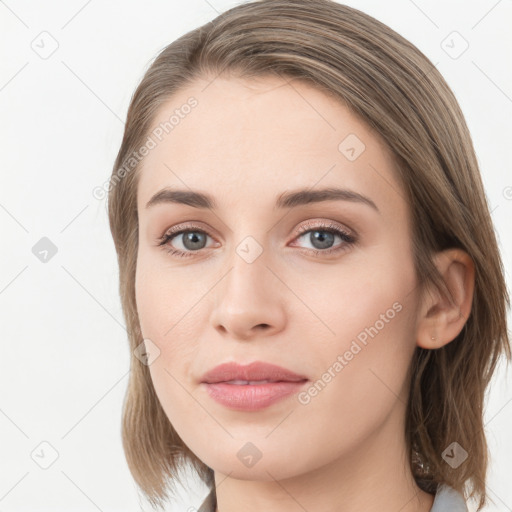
145,186,379,213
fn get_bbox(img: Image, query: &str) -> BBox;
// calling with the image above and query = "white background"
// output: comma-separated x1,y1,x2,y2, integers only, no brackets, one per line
0,1,511,511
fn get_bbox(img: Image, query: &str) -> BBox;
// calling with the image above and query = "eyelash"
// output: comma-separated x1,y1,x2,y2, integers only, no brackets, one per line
156,221,357,259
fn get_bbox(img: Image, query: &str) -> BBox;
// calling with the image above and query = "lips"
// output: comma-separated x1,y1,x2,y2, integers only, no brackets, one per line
200,361,308,384
200,361,309,411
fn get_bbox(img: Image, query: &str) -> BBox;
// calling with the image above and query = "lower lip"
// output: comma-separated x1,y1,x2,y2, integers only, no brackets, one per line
202,381,308,411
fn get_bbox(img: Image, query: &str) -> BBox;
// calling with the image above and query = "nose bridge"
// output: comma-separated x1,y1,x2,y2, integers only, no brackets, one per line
225,234,271,304
222,212,272,286
209,230,286,337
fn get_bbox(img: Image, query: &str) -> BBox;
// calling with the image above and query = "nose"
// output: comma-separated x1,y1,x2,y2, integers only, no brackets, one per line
209,247,287,341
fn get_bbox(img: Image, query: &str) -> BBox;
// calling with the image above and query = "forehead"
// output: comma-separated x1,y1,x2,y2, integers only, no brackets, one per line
136,74,403,215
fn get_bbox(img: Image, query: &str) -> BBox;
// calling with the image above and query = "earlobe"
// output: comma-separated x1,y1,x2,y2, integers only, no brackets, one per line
416,248,475,350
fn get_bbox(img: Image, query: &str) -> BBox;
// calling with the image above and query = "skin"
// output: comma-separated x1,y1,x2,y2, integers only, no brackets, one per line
135,74,474,512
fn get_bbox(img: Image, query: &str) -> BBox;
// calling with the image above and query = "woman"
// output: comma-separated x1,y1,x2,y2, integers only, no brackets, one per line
107,1,511,511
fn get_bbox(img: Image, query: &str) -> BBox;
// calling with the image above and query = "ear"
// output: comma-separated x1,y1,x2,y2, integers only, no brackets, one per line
416,248,475,349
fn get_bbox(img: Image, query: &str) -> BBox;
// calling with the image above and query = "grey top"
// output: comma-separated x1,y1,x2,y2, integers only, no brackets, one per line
431,484,468,512
197,483,468,512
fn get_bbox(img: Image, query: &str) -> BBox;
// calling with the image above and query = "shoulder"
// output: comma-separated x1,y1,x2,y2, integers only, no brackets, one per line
430,483,468,512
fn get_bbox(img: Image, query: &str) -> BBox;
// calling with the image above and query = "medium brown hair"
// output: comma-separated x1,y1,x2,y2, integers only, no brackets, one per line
107,1,511,509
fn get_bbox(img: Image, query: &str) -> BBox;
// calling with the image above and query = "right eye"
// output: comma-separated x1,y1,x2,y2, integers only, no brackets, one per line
157,225,217,258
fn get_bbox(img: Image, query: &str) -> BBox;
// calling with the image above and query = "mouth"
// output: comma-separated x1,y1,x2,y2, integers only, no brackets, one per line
201,379,309,411
199,361,309,410
208,378,307,385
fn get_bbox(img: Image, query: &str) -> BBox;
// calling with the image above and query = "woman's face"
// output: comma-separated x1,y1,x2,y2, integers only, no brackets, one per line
135,74,422,480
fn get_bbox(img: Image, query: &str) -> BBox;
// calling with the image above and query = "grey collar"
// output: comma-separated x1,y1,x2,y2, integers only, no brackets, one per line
430,484,468,512
198,483,469,512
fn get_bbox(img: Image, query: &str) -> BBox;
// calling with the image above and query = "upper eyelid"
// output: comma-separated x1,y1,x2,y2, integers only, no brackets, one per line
161,220,354,244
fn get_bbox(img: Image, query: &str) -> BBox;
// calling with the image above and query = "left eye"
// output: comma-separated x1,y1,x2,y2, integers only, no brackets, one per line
293,226,355,252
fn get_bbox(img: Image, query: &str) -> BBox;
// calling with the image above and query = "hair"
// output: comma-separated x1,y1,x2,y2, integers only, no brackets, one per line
107,0,511,510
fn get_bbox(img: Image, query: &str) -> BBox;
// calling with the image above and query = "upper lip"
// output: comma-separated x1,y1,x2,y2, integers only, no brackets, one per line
200,361,309,384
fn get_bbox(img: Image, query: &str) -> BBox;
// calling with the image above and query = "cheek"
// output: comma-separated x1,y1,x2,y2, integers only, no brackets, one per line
135,255,203,402
293,248,418,428
135,247,203,343
285,242,416,348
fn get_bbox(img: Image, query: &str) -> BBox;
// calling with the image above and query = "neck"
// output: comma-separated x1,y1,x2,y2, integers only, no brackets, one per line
212,402,434,512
